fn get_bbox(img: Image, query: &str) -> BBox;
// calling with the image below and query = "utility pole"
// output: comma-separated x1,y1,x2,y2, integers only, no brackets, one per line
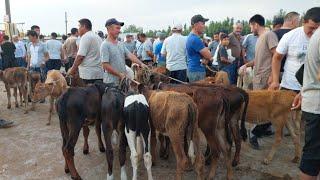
5,0,12,40
65,12,68,35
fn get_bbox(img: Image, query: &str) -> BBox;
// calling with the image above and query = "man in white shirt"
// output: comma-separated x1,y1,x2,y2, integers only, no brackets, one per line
46,32,63,71
161,24,187,82
12,35,27,67
270,7,320,92
69,18,104,85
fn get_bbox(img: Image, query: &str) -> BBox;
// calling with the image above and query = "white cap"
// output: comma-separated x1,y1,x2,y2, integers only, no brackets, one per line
172,24,183,31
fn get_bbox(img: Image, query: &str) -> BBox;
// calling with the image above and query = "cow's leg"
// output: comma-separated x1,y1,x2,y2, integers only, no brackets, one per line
5,85,11,109
217,129,233,180
192,129,204,180
63,121,82,180
158,133,170,159
119,126,128,180
59,119,70,174
125,128,138,180
22,85,28,114
286,111,301,163
13,87,18,108
170,133,188,180
263,116,285,165
230,114,241,167
47,96,54,125
95,116,105,152
82,125,90,154
142,129,153,180
18,86,23,106
205,135,220,179
102,122,114,179
150,124,157,165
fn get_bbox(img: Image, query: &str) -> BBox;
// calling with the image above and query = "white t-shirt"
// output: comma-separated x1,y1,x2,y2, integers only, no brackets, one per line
161,33,187,71
46,39,62,59
77,31,103,80
276,27,309,91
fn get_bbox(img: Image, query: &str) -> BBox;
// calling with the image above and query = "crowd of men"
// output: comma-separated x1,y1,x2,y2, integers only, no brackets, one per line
0,7,320,179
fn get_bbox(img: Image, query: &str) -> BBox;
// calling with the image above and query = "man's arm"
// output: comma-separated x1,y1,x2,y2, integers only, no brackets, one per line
127,53,148,68
269,52,285,90
68,55,84,74
199,47,213,64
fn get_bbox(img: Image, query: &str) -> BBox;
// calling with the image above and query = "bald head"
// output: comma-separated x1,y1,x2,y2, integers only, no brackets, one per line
233,22,243,35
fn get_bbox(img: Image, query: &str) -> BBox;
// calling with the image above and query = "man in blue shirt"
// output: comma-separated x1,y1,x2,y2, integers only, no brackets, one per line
154,34,166,67
186,14,213,82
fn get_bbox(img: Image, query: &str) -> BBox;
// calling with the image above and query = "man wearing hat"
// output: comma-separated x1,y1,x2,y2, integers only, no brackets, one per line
101,18,147,85
69,18,103,85
186,14,213,82
161,24,187,82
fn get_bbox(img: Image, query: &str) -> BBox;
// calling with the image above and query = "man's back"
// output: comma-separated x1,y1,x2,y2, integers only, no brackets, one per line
77,31,103,80
162,33,187,71
186,32,205,72
46,39,62,59
63,36,78,58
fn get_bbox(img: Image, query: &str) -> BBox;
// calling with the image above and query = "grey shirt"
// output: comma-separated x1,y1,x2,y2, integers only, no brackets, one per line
77,31,103,80
124,41,136,54
141,39,153,61
302,28,320,114
100,40,130,84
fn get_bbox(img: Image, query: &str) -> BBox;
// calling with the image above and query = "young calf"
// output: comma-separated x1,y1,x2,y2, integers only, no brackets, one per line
32,70,68,125
124,92,153,180
0,67,28,113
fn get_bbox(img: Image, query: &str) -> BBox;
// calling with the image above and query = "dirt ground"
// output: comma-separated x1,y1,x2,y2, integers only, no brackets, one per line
0,83,302,180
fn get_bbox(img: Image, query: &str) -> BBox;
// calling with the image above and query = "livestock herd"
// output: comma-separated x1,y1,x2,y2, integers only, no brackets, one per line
0,65,314,180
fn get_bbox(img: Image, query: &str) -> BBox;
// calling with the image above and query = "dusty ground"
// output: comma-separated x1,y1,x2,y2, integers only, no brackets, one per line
0,83,302,180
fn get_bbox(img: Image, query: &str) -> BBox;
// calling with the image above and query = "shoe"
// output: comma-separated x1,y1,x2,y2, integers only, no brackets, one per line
249,136,260,150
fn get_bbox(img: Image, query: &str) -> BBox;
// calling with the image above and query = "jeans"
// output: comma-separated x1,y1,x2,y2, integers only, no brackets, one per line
170,69,187,83
65,57,75,73
16,57,27,67
46,59,62,72
29,67,46,82
82,79,103,85
221,62,237,85
187,71,206,82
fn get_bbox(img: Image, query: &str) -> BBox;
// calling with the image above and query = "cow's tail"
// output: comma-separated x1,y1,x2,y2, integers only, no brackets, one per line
239,89,249,141
56,90,69,122
186,102,197,165
222,98,233,146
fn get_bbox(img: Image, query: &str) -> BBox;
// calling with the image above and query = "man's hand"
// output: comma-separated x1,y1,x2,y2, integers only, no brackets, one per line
267,75,273,87
201,59,209,65
40,63,45,68
268,82,280,91
291,93,302,110
68,66,77,76
119,72,126,80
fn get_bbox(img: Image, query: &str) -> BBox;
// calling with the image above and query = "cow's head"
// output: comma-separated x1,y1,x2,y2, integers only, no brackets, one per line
32,82,51,102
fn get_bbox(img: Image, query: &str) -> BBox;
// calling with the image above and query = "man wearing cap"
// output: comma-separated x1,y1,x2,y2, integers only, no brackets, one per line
69,18,103,84
161,24,188,82
186,14,213,82
101,18,147,85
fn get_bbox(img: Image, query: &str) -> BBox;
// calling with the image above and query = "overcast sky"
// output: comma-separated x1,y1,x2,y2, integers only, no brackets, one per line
1,0,319,35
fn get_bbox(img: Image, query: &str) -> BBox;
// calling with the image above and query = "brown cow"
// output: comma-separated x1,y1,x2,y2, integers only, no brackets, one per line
193,71,230,86
0,67,28,114
32,70,68,125
246,90,301,165
143,89,204,180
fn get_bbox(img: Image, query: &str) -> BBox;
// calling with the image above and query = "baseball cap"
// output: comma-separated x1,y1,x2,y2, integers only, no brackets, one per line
105,18,124,27
172,24,183,30
191,14,209,25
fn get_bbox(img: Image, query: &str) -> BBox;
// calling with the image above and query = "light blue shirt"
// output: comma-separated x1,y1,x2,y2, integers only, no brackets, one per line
46,39,62,59
242,34,258,61
141,39,153,61
27,42,48,68
14,41,26,58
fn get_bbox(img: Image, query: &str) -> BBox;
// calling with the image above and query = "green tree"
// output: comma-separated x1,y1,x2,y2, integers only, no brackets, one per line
122,24,143,33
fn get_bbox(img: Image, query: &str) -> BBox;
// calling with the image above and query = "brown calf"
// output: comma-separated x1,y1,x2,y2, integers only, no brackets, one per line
144,90,204,180
32,70,68,125
0,67,28,113
246,90,301,165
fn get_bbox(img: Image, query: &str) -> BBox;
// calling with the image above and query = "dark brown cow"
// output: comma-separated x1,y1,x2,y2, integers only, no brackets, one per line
0,67,28,113
56,83,106,180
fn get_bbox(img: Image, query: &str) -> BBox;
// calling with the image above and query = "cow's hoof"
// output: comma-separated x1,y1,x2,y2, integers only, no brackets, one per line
205,156,211,166
99,146,105,153
263,158,270,165
7,105,11,109
64,168,70,174
46,122,50,126
83,149,89,155
232,159,239,167
15,104,19,108
291,156,300,163
24,111,28,114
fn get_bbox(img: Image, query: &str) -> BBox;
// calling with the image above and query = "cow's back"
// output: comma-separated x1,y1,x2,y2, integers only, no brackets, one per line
246,90,297,124
3,67,28,87
148,91,195,133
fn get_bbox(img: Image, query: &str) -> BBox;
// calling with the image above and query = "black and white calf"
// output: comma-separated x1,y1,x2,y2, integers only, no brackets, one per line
124,93,153,180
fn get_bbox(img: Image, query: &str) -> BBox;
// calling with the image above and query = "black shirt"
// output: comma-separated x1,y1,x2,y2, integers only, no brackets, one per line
217,44,229,69
273,28,291,72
